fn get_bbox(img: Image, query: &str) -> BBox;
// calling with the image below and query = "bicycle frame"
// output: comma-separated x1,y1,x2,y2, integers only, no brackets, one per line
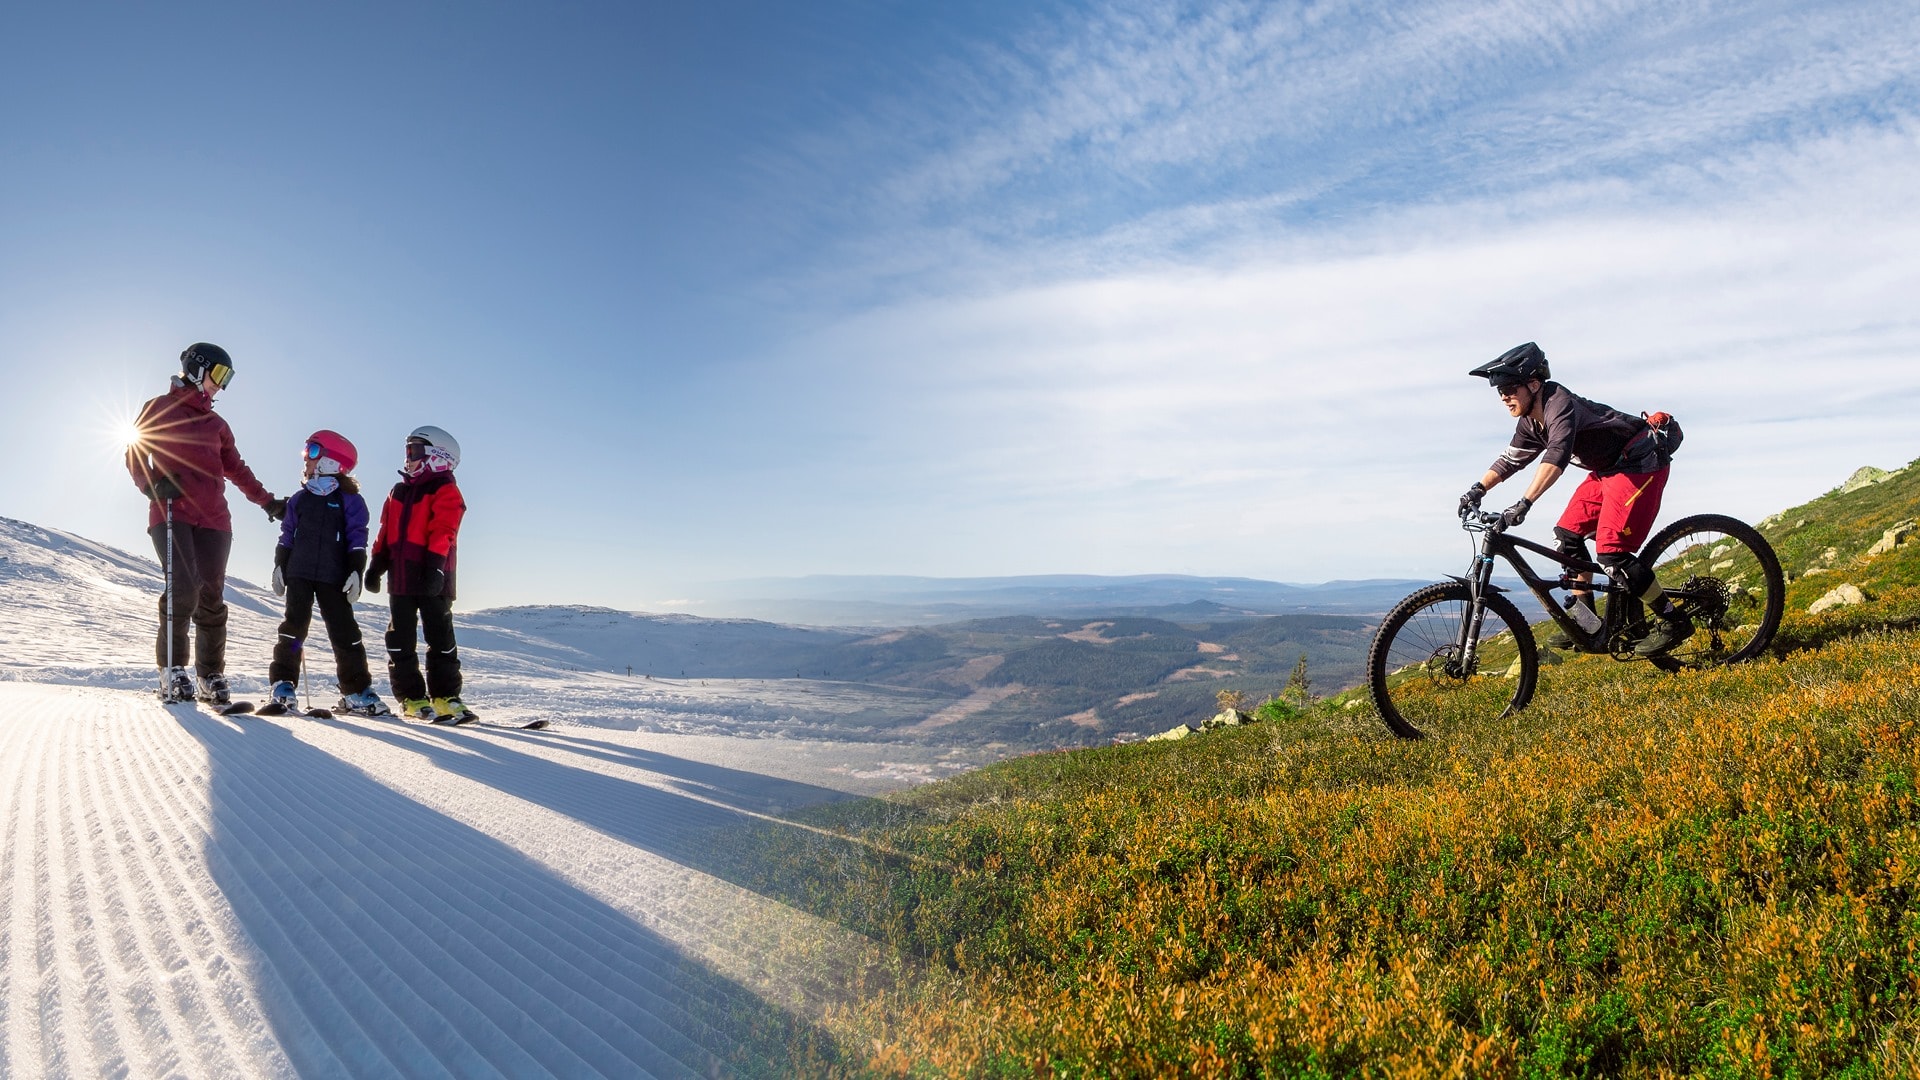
1451,510,1637,667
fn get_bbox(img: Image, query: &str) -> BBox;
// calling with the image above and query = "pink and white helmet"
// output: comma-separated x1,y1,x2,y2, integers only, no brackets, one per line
403,424,460,477
304,429,358,476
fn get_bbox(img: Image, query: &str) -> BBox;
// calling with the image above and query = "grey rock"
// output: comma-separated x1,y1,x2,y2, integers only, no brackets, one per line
1808,583,1867,614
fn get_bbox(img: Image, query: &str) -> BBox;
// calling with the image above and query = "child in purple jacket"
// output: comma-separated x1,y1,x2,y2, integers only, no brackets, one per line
264,430,389,716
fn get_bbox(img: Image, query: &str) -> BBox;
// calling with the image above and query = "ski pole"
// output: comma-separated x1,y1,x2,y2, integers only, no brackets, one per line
164,495,175,699
301,647,311,712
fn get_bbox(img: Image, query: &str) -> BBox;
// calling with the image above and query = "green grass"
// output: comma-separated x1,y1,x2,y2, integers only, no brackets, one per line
740,457,1920,1077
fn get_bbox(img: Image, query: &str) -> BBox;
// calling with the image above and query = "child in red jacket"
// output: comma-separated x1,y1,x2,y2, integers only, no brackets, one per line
366,425,469,722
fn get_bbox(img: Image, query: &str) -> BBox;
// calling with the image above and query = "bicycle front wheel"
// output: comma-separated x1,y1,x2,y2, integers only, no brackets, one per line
1640,513,1784,671
1367,582,1539,739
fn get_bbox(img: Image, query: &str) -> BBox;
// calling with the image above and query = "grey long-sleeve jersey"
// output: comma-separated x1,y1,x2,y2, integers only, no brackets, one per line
1490,382,1657,481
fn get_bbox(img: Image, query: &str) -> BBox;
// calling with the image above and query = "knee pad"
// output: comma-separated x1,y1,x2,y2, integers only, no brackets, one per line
1598,551,1658,598
1553,527,1592,564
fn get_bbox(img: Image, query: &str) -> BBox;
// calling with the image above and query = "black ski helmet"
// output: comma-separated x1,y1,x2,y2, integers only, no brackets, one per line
181,343,234,387
1468,341,1549,386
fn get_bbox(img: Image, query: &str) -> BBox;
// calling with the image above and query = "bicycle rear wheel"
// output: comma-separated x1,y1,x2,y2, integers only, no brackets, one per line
1639,513,1784,671
1367,582,1539,739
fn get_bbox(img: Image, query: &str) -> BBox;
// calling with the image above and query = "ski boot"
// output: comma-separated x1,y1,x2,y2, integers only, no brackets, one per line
254,681,302,716
400,698,437,721
430,697,474,725
196,672,233,706
160,666,195,703
336,690,392,717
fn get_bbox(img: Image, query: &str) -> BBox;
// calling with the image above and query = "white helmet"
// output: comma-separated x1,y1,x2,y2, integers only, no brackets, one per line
407,425,460,471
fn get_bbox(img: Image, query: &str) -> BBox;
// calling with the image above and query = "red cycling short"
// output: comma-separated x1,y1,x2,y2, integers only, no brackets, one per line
1556,465,1670,556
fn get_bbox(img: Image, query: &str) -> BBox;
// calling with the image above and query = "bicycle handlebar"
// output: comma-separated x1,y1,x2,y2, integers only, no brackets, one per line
1458,505,1510,533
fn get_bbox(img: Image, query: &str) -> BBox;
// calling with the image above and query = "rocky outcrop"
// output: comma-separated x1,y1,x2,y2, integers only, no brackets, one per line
1867,520,1915,557
1808,583,1867,614
1841,466,1905,494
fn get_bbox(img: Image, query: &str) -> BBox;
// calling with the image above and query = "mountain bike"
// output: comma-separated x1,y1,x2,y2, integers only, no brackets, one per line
1366,508,1784,739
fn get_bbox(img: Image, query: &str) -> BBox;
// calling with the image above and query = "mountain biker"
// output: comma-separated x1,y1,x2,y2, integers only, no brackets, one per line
1458,342,1692,655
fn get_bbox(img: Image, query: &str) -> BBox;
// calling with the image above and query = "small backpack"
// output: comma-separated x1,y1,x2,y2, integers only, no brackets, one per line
1642,411,1683,463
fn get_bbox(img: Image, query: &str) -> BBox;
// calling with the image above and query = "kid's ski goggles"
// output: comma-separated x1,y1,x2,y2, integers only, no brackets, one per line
207,363,234,389
304,441,324,460
405,439,428,461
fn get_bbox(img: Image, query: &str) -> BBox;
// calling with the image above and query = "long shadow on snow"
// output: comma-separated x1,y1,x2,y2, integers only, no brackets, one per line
179,710,832,1079
330,718,928,943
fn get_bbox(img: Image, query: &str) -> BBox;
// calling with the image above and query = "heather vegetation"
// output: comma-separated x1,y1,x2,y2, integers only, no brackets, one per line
746,458,1920,1077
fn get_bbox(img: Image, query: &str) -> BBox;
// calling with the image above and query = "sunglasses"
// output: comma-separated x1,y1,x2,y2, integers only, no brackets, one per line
1494,382,1528,398
208,363,235,389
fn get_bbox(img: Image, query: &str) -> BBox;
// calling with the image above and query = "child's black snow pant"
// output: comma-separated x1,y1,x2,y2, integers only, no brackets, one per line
148,523,232,678
385,594,461,701
270,578,373,694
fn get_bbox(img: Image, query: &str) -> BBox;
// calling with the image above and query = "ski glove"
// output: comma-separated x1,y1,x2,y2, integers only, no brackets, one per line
343,550,367,603
1501,497,1533,528
149,475,185,502
365,551,387,594
1459,482,1486,515
271,565,287,598
422,552,446,597
265,496,288,522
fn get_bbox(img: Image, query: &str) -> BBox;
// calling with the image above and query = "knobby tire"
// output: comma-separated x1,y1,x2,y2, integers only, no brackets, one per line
1368,581,1538,740
1640,513,1784,672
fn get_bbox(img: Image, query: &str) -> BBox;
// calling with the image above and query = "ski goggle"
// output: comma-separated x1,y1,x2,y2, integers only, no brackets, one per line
405,439,429,461
304,441,325,461
207,363,234,389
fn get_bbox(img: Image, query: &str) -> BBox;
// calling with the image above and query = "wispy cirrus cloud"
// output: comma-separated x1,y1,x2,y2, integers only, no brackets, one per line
768,0,1919,295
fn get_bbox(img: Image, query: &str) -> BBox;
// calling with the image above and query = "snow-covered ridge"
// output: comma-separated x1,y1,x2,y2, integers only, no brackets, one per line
0,515,965,746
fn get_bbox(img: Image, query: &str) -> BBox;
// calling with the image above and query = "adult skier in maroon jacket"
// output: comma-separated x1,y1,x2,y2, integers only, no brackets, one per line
125,343,284,704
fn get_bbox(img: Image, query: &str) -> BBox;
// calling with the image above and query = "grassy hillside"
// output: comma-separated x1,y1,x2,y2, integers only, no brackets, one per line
732,458,1920,1077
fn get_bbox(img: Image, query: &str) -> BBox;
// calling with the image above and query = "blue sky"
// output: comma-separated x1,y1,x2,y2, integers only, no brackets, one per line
3,0,1918,613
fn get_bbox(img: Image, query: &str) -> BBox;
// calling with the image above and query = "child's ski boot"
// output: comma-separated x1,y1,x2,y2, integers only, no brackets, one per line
256,681,303,716
430,697,475,725
336,690,392,717
400,698,437,722
195,672,233,706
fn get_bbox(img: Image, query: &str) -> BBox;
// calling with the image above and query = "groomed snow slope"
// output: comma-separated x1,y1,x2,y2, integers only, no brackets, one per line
0,681,892,1077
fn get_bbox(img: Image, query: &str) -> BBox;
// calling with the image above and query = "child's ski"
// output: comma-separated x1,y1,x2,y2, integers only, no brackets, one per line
424,704,548,731
255,702,334,719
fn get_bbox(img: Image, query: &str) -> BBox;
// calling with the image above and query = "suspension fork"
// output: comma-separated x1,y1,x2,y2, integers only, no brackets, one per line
1451,530,1501,672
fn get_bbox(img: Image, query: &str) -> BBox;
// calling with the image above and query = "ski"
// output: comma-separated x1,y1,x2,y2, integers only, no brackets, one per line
424,704,548,730
158,694,256,716
255,702,334,719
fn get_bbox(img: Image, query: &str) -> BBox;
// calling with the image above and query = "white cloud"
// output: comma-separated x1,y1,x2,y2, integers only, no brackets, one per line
743,122,1920,580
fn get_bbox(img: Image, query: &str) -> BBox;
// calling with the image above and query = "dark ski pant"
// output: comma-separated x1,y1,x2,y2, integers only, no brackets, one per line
386,595,461,701
148,522,232,678
270,578,373,695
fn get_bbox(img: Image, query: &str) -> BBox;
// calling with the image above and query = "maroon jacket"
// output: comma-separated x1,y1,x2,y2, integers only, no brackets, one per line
125,380,274,531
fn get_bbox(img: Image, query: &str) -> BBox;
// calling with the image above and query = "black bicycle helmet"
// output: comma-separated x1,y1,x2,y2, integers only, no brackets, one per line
1468,341,1549,386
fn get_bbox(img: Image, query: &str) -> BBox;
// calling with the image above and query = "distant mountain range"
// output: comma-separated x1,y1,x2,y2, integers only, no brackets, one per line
681,573,1433,626
0,514,1438,750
